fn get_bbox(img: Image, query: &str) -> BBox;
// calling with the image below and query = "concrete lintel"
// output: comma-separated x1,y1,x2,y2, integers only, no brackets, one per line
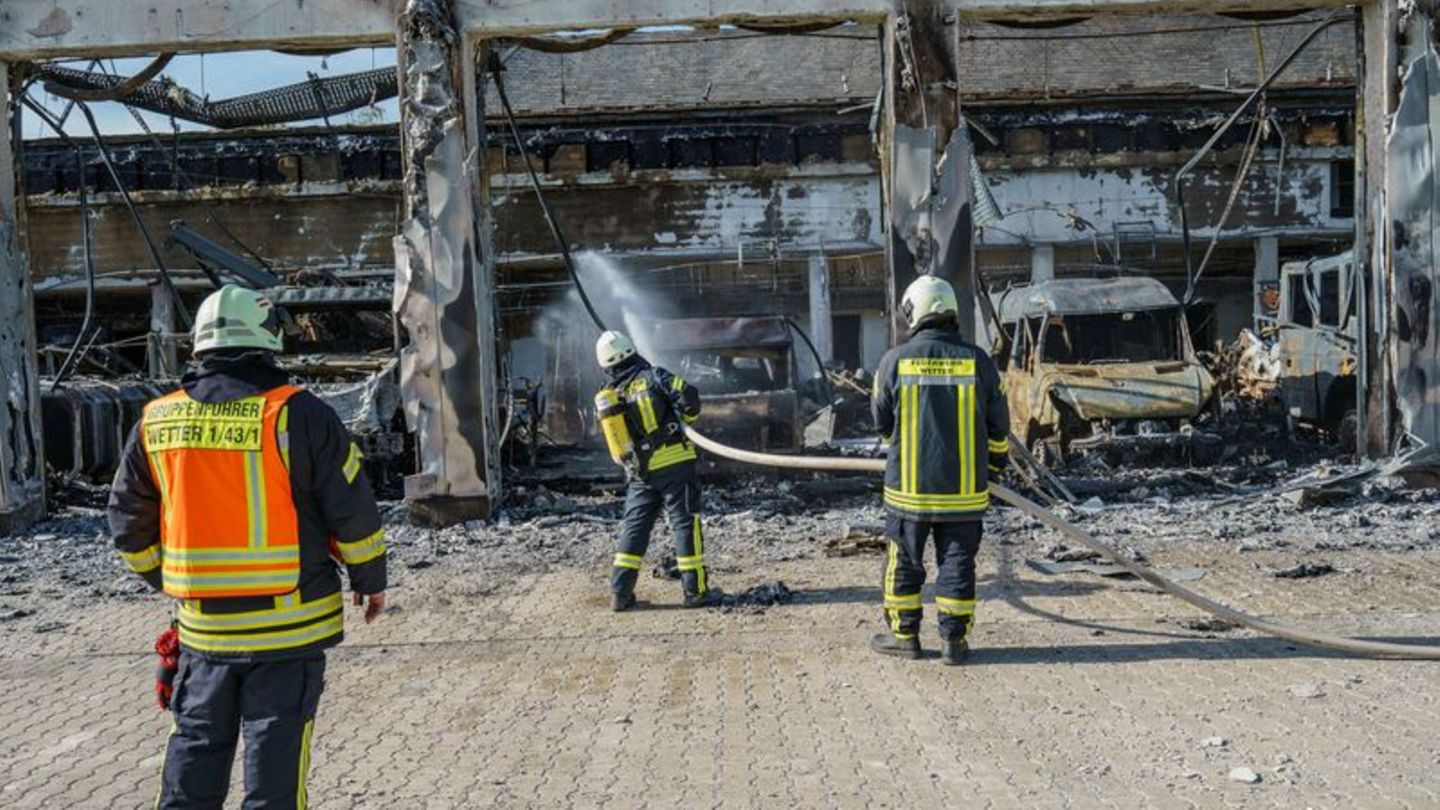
0,0,1362,59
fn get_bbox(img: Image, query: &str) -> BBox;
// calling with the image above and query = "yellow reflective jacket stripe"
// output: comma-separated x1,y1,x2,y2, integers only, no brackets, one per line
120,543,162,574
335,529,386,566
646,441,697,472
177,591,344,654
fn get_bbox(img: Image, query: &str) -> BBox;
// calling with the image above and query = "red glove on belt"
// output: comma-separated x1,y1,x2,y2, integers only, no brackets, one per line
154,625,180,710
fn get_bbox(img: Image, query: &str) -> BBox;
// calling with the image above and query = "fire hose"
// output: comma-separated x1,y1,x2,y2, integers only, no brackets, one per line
684,427,1440,660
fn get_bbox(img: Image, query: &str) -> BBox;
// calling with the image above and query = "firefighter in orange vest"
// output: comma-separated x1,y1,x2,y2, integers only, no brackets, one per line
108,285,387,809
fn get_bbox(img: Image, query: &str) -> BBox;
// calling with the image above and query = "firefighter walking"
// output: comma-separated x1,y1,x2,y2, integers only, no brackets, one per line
871,276,1010,665
593,330,714,610
108,285,388,808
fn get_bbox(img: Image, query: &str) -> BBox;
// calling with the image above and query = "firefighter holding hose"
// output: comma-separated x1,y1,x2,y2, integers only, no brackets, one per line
871,275,1010,665
108,285,387,807
594,330,713,610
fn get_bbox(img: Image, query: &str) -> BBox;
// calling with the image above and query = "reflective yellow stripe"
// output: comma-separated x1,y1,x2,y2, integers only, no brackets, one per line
342,442,363,485
884,540,900,633
671,375,686,392
637,395,659,435
278,405,291,472
936,596,977,616
179,613,343,654
163,569,300,594
120,543,162,574
693,517,706,593
164,547,299,562
297,718,314,809
988,437,1010,454
336,529,386,566
960,383,975,495
178,591,345,632
647,442,697,472
884,595,921,609
243,449,266,550
614,553,644,570
149,452,171,512
884,488,989,513
681,413,699,424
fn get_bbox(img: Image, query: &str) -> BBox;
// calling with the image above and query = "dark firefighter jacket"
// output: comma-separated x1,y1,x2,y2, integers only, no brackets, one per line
601,357,702,476
108,353,387,660
872,325,1010,521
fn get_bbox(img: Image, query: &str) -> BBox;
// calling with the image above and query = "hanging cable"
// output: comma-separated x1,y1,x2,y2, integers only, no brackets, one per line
24,96,193,329
489,53,605,331
1173,12,1345,305
28,123,97,390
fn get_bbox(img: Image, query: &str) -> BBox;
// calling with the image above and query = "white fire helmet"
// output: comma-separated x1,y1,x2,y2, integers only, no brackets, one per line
595,330,637,369
900,275,959,329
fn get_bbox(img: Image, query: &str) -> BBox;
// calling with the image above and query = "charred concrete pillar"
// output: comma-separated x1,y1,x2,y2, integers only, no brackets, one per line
394,0,498,525
881,2,974,343
147,280,179,377
807,252,834,365
0,63,46,533
1030,244,1055,283
1355,0,1398,458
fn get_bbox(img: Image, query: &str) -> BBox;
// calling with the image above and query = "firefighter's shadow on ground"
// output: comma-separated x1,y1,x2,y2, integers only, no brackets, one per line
793,575,1109,607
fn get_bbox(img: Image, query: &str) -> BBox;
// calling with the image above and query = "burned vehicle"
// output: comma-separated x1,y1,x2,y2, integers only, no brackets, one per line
994,277,1217,462
650,316,801,455
1271,250,1359,449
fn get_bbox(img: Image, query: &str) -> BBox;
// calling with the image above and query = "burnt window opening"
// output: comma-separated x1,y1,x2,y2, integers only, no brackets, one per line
794,132,842,164
1318,268,1341,326
714,137,758,167
1039,310,1181,364
1330,159,1355,219
668,138,715,169
1286,268,1341,328
586,141,630,172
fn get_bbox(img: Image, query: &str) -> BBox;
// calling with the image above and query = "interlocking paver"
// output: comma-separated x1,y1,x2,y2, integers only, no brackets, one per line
1,543,1438,807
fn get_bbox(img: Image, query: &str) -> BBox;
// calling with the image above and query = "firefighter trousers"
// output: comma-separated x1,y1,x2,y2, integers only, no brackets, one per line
881,516,983,642
611,463,709,598
158,650,325,810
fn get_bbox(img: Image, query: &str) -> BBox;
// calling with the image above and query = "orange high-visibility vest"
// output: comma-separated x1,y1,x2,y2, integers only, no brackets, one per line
142,384,303,599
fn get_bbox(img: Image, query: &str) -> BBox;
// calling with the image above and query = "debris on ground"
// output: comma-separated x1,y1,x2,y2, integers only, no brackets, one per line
1202,736,1228,749
1271,562,1336,579
1228,767,1262,784
1176,617,1241,633
825,523,887,557
1287,682,1326,699
711,582,794,615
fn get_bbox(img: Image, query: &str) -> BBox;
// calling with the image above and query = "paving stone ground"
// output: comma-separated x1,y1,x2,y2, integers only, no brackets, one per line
2,534,1439,808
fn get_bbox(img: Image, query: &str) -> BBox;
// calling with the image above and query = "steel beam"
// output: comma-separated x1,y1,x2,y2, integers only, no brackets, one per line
1,0,1359,60
0,63,46,533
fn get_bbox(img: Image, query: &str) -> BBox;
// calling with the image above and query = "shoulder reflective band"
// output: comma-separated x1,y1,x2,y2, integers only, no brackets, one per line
898,357,976,386
342,442,364,484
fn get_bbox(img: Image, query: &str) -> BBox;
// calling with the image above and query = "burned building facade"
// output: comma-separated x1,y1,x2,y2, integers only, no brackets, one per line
0,0,1435,530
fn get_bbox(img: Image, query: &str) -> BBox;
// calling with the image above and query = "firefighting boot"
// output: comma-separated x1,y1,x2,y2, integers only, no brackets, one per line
870,633,921,660
682,590,718,609
611,591,636,612
942,639,970,666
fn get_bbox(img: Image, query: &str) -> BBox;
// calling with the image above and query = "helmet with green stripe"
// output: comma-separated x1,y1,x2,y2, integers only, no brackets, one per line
192,285,284,355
